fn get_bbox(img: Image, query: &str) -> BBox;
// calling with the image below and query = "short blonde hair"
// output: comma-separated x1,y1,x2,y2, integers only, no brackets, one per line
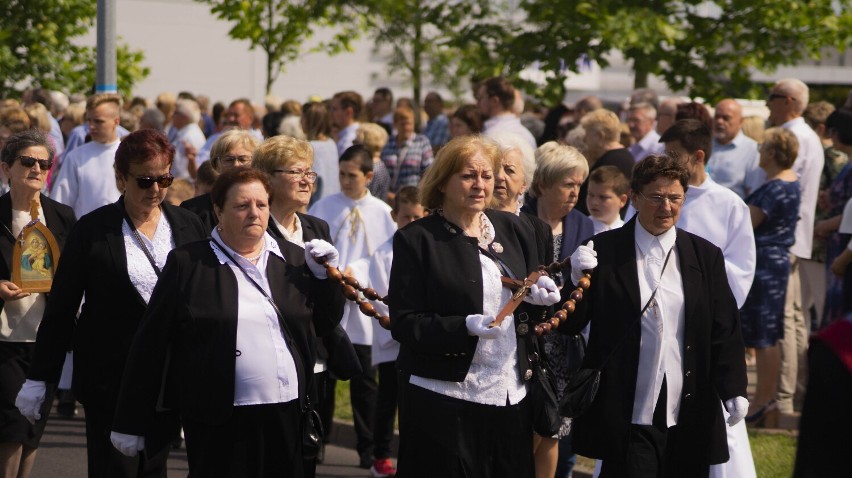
581,109,621,144
419,135,501,210
24,103,51,133
252,135,314,174
762,127,799,169
530,142,590,197
209,130,261,171
355,123,389,156
86,93,122,112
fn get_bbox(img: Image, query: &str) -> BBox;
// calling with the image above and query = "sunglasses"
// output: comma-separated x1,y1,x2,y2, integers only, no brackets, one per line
17,155,53,170
132,174,174,189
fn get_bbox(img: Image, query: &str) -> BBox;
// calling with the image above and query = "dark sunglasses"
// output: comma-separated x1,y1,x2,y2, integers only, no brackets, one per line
767,93,793,102
132,174,174,189
16,155,53,170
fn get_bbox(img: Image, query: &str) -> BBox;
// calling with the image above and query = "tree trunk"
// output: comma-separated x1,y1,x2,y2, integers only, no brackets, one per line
265,0,274,95
633,59,649,90
412,1,423,131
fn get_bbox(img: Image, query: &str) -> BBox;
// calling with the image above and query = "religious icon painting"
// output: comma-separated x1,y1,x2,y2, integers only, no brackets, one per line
11,204,61,293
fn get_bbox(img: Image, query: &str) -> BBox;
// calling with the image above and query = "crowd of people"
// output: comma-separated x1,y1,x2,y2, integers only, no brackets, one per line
0,75,850,478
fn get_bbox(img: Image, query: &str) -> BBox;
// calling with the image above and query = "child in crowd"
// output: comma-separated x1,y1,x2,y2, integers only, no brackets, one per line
164,178,194,206
308,144,397,469
367,186,426,477
194,160,219,196
586,165,629,234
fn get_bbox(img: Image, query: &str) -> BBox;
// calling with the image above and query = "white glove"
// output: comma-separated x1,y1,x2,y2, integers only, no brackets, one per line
724,396,749,427
524,275,561,306
304,239,339,279
570,240,597,285
465,314,510,339
110,431,145,457
15,380,46,424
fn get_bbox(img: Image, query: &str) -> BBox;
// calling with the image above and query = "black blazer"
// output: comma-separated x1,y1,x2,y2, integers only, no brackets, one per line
180,192,217,234
268,212,361,380
388,210,547,383
564,217,747,465
28,198,207,411
0,193,76,313
112,237,344,433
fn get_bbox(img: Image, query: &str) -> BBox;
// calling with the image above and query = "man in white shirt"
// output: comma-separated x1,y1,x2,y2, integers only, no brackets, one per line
660,119,758,478
170,99,207,180
331,91,364,157
767,78,825,415
627,102,664,162
478,77,537,149
708,99,762,198
50,93,122,218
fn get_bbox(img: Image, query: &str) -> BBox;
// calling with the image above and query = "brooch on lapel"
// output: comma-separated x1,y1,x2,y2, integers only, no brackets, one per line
491,242,503,253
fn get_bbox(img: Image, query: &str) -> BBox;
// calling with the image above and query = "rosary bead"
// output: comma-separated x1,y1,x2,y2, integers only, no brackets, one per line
570,289,583,302
343,285,359,301
563,300,576,314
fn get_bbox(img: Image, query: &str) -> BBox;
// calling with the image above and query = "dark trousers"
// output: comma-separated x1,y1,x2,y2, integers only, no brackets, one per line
397,384,534,478
373,361,399,459
349,344,377,457
599,379,710,478
314,370,336,443
182,401,304,478
83,405,170,478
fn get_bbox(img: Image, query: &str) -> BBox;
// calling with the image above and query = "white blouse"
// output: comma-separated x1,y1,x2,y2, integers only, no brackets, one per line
409,221,527,406
210,230,300,406
123,214,174,304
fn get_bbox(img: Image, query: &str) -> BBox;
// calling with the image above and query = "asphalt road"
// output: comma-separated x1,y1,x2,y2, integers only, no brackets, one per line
30,409,381,478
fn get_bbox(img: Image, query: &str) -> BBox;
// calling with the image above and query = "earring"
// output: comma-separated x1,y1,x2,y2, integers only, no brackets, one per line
216,226,223,231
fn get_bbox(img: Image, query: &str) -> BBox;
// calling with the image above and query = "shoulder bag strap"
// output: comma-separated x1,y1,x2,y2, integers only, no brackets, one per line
121,206,161,277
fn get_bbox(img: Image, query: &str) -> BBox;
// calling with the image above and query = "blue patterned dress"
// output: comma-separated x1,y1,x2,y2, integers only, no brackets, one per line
740,179,801,348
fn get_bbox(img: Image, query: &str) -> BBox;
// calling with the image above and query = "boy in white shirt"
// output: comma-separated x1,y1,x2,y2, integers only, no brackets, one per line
308,144,397,469
367,186,426,477
587,165,629,234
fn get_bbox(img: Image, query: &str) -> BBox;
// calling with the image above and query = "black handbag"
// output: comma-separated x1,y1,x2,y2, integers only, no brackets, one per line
559,246,674,418
301,395,324,460
525,332,561,437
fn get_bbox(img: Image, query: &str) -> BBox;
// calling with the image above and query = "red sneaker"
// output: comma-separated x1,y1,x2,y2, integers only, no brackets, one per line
370,458,397,477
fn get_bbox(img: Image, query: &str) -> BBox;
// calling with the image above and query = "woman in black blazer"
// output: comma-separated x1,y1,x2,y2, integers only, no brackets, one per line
253,135,358,470
111,168,344,478
0,130,75,478
16,130,206,478
180,129,261,233
387,136,560,478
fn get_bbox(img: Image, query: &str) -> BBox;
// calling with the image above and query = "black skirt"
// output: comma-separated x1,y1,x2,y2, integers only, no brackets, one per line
0,341,56,448
181,400,305,478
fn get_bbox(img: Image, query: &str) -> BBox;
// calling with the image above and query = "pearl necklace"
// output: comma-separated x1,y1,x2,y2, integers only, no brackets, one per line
241,244,265,263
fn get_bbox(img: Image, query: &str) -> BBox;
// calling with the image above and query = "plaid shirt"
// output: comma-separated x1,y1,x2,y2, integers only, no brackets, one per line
422,114,450,150
380,133,434,192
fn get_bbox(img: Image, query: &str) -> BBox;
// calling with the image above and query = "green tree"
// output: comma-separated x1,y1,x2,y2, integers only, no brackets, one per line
0,0,148,98
197,0,358,95
358,0,505,128
500,0,852,102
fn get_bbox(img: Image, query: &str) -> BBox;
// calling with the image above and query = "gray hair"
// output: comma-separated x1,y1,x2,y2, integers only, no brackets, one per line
488,131,536,187
1,129,55,164
139,108,165,130
175,99,201,124
775,78,810,114
278,115,306,140
530,141,589,197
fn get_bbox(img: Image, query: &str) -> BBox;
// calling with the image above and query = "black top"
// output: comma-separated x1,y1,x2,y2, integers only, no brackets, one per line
565,217,747,465
112,236,344,432
28,198,207,411
180,192,217,235
388,210,547,383
575,147,635,217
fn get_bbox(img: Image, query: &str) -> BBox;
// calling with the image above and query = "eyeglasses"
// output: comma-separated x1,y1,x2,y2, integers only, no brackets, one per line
274,169,318,183
638,191,684,206
219,155,252,165
16,155,53,170
767,93,793,102
132,174,174,189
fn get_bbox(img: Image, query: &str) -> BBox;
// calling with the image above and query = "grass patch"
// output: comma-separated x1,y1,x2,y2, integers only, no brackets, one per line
749,430,796,478
334,380,353,421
